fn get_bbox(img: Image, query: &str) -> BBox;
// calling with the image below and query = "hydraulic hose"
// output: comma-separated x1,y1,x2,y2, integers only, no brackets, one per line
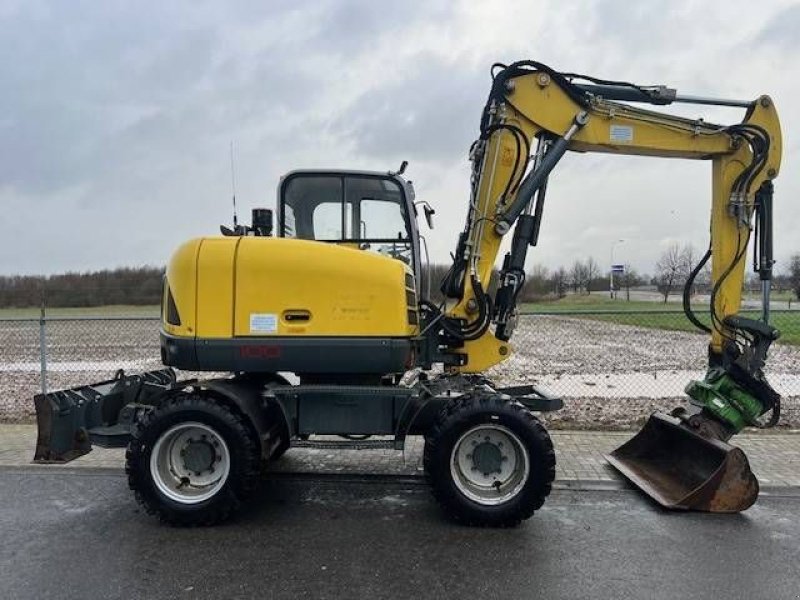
683,247,712,334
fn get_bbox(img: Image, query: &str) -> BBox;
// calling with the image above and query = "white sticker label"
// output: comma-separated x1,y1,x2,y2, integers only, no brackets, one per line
610,124,633,143
250,313,277,333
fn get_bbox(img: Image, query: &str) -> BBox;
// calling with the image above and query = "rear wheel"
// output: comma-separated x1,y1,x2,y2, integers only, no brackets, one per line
126,393,260,526
424,394,555,526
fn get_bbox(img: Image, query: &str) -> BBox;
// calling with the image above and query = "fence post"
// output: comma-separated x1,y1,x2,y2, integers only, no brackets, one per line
39,301,48,396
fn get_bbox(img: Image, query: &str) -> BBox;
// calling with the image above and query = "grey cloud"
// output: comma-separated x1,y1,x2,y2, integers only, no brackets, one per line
308,0,453,55
0,4,325,197
585,0,696,55
754,4,800,50
1,0,455,198
0,1,469,274
329,56,490,163
0,5,220,194
0,1,797,276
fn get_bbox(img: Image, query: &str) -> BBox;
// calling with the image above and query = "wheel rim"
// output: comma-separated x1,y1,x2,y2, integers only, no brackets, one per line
150,422,231,505
450,423,530,506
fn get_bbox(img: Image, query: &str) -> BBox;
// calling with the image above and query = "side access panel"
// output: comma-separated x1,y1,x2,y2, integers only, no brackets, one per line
267,385,417,437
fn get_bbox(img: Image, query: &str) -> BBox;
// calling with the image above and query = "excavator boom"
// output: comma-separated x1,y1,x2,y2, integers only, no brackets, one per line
437,61,783,511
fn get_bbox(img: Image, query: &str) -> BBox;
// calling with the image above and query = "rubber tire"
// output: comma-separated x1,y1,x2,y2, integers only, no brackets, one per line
423,394,556,527
126,393,261,526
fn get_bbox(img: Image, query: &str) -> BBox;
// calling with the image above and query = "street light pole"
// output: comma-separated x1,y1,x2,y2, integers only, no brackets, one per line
610,239,625,299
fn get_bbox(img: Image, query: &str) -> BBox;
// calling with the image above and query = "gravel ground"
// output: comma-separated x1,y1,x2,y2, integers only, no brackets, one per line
2,315,798,427
490,315,800,428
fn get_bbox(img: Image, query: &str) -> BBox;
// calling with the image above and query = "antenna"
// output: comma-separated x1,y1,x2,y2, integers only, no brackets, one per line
230,141,238,228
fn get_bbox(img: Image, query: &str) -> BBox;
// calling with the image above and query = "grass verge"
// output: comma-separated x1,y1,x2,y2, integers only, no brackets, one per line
521,296,799,346
0,305,160,318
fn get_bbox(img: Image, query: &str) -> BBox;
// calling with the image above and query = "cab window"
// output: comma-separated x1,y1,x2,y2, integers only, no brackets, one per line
281,174,412,264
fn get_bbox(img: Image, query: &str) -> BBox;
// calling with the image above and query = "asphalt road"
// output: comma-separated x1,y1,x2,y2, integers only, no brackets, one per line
1,469,799,600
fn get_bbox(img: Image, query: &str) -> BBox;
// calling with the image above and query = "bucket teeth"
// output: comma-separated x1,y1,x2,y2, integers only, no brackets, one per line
606,412,758,513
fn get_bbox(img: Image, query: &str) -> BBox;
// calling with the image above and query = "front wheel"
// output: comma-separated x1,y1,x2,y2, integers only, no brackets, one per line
424,394,555,526
126,393,261,526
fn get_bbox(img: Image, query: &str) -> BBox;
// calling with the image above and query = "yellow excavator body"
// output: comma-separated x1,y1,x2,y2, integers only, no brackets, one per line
161,235,418,374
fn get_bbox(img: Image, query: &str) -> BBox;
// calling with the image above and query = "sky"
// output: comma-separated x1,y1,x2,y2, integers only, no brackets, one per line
1,0,798,277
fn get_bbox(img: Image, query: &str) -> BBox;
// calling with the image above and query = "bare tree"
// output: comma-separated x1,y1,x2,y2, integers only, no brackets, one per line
678,244,699,297
655,243,684,303
569,260,587,295
774,270,789,294
619,264,643,301
696,260,713,294
653,243,699,303
746,273,761,296
0,267,166,309
790,253,800,301
681,244,696,277
584,257,600,294
521,264,550,300
550,266,568,298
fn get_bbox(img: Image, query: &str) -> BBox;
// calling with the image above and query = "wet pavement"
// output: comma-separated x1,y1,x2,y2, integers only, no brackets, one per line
1,469,799,600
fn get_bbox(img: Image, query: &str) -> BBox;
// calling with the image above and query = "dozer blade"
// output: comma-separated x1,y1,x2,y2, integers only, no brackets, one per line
606,412,758,513
33,369,176,463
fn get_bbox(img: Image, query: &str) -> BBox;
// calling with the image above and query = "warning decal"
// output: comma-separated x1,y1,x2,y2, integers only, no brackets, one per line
250,313,278,334
610,125,634,143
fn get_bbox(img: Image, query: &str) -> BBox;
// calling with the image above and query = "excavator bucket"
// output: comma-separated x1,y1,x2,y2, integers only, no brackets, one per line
606,412,759,513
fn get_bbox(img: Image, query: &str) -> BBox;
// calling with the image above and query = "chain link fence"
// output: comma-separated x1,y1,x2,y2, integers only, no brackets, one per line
490,310,800,429
2,310,798,428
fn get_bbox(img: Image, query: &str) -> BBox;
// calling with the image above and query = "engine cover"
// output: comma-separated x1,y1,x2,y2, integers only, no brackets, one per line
160,236,417,374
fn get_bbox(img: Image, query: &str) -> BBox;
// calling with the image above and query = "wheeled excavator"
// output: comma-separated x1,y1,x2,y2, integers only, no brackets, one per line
34,60,783,525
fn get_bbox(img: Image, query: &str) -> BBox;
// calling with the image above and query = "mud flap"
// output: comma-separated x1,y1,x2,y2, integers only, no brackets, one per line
33,369,176,463
606,412,759,513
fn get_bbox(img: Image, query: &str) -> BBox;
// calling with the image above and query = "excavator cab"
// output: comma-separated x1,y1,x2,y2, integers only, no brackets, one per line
277,170,423,287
